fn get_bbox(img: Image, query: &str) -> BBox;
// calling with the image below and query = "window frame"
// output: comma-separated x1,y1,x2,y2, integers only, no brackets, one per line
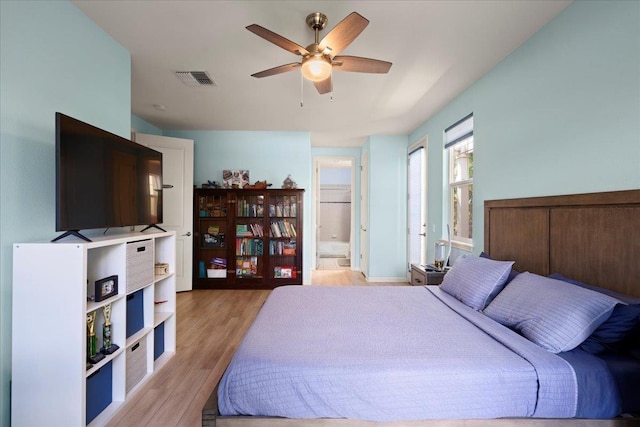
445,114,474,249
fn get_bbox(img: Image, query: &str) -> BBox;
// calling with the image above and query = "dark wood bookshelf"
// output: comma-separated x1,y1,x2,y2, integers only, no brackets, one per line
193,188,304,289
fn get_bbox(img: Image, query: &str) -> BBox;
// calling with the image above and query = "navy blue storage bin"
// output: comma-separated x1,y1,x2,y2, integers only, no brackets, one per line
86,361,112,424
126,289,144,338
154,322,165,360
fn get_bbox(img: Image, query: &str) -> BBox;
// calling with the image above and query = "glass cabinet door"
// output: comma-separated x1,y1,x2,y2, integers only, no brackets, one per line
235,193,265,279
196,191,228,280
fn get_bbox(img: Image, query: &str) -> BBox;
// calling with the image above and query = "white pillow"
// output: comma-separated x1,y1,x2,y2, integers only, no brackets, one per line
483,272,619,353
439,254,514,310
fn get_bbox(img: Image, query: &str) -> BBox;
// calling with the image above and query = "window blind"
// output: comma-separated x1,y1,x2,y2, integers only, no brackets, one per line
444,113,473,149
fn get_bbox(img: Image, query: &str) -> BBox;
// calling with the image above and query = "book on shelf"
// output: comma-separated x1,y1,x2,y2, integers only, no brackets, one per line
236,256,259,277
249,223,264,237
236,238,264,256
274,266,296,279
237,223,263,237
283,241,296,255
270,222,281,238
269,220,296,238
269,240,296,255
237,197,263,217
210,257,227,269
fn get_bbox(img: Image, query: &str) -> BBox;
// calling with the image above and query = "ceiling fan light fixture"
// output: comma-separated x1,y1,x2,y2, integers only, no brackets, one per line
301,55,331,82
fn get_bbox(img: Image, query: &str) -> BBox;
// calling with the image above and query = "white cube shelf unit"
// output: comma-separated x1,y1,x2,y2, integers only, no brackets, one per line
12,231,176,426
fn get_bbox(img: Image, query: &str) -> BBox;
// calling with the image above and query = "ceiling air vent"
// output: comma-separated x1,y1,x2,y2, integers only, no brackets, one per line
175,71,215,87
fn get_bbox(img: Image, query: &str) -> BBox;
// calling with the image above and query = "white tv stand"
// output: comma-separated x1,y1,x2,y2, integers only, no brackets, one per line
12,231,176,426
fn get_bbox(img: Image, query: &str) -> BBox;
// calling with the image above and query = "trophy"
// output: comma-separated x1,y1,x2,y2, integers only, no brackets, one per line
87,311,105,364
100,303,119,355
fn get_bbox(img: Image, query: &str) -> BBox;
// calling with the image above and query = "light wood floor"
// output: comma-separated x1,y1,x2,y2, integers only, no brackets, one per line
106,270,408,426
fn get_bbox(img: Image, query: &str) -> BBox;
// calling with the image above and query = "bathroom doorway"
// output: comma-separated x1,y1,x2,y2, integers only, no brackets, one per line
314,158,354,271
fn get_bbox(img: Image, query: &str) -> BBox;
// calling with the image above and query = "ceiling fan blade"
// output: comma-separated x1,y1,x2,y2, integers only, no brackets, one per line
251,63,301,78
314,75,333,94
319,12,369,57
246,24,309,56
333,56,392,74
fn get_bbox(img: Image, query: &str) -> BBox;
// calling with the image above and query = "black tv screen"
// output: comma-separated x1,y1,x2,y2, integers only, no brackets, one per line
55,112,163,236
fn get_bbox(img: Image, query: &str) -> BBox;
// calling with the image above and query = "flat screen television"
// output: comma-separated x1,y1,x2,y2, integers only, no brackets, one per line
54,112,163,242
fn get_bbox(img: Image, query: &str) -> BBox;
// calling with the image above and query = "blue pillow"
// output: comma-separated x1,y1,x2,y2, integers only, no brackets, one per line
547,273,640,354
579,303,640,354
480,252,519,285
483,272,619,353
440,254,514,310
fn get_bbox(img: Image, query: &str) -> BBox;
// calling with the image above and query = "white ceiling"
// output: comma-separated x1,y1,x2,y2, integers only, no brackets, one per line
73,0,571,147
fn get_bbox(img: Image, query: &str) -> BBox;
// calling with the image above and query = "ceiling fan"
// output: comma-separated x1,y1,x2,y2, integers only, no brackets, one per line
247,12,392,94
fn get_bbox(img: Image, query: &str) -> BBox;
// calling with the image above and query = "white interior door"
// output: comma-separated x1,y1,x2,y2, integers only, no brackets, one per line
359,150,369,278
135,133,194,292
314,162,321,270
408,141,427,272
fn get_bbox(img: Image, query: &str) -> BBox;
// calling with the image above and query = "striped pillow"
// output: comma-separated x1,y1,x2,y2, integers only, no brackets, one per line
439,254,514,310
483,272,619,353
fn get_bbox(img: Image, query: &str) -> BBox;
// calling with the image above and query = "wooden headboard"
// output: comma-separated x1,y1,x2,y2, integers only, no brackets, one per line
484,189,640,298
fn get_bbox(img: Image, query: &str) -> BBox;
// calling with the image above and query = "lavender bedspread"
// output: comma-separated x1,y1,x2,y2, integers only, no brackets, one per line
217,285,615,421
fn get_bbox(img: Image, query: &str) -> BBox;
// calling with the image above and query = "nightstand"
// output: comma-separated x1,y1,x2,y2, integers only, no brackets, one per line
411,264,447,286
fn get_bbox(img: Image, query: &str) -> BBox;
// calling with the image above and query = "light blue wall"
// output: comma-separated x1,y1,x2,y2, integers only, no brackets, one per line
0,1,131,425
366,136,409,279
165,130,313,281
132,115,163,136
410,0,640,263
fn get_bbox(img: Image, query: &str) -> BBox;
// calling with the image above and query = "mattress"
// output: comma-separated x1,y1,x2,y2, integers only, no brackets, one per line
218,285,620,421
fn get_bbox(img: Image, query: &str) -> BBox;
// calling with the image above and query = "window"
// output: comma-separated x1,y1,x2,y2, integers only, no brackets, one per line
445,114,473,246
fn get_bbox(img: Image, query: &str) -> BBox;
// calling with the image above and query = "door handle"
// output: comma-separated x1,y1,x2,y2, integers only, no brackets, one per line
163,184,174,189
419,233,426,236
182,232,191,237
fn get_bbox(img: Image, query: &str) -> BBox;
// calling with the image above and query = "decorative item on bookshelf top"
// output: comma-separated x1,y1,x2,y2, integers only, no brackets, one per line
282,174,297,189
201,180,222,188
223,170,250,189
244,180,272,189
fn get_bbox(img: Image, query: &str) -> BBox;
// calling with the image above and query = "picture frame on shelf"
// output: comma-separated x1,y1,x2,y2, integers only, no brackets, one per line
94,275,118,302
223,170,249,189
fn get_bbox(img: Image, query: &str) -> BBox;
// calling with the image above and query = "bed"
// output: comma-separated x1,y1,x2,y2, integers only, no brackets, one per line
205,189,640,426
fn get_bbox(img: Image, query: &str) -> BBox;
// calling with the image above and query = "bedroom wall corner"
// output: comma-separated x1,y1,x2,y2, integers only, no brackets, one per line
410,0,640,262
0,2,131,425
132,114,164,136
